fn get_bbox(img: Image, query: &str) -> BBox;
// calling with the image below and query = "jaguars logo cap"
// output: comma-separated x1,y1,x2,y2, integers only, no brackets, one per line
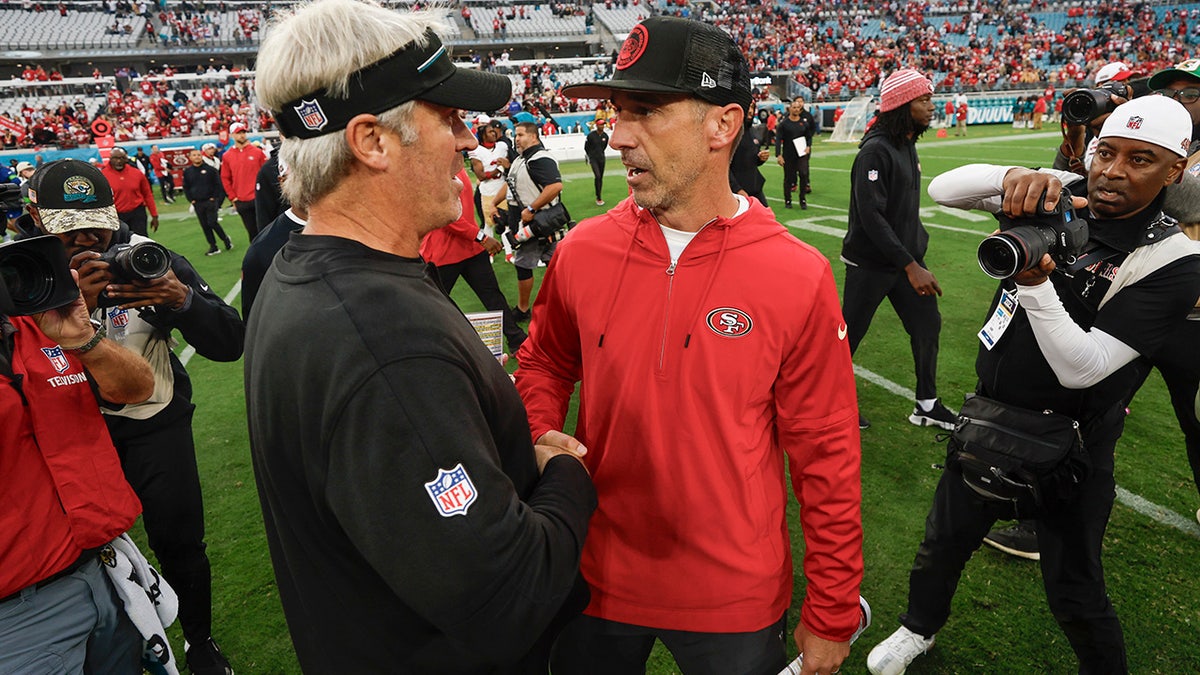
27,159,120,234
562,17,751,113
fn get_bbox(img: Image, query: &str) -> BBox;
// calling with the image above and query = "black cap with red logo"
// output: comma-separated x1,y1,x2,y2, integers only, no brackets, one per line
562,17,751,113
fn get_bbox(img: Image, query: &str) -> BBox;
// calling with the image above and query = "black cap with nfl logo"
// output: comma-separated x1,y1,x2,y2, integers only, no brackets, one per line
562,17,752,113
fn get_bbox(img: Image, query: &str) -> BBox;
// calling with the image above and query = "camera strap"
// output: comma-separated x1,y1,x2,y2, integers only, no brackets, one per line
1062,241,1122,274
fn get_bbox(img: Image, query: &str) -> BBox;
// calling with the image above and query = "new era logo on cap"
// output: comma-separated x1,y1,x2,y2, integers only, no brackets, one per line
701,72,717,88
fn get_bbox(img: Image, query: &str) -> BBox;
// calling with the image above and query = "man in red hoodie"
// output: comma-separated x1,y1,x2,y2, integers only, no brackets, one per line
101,146,159,236
515,17,863,675
219,122,267,241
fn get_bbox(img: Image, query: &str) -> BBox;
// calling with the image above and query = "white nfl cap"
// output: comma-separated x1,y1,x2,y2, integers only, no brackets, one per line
1098,96,1193,157
1095,62,1132,85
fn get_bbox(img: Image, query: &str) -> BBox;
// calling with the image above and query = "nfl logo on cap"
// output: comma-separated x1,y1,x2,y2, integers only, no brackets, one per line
1127,116,1143,130
294,100,328,132
425,463,478,517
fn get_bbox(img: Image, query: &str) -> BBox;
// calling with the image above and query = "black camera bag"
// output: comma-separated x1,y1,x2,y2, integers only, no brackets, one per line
946,395,1089,518
532,201,571,233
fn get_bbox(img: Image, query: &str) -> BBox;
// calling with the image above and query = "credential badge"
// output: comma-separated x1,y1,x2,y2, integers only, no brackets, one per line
425,463,478,517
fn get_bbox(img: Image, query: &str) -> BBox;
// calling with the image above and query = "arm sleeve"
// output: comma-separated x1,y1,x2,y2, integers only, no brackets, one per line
181,168,197,202
219,159,235,200
514,249,583,444
326,359,596,661
927,164,1083,213
142,253,244,361
776,263,864,642
527,157,562,191
1016,280,1141,388
850,146,914,269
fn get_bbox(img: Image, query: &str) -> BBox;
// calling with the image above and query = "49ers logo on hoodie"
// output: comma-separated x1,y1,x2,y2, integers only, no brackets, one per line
705,307,753,338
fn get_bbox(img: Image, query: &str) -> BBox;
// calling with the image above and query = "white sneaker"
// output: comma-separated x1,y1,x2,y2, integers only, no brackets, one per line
867,626,935,675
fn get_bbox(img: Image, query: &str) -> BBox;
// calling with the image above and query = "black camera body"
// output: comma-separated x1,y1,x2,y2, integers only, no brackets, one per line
0,235,80,316
1060,77,1151,126
96,241,172,307
502,208,571,250
977,189,1089,280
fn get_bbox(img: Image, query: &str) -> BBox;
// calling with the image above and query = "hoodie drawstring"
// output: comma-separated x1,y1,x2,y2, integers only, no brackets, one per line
597,228,640,348
683,224,731,349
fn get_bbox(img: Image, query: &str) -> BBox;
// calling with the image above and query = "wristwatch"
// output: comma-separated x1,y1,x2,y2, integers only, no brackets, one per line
475,230,487,242
64,319,106,354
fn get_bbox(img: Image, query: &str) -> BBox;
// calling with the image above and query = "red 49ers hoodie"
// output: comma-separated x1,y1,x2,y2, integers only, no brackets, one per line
515,196,864,641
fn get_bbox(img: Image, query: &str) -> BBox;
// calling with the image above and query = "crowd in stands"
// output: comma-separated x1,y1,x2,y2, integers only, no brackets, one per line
3,0,1200,144
1,64,269,149
683,0,1199,101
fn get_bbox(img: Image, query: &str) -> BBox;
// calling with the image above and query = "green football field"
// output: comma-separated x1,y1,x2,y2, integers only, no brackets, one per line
137,124,1200,673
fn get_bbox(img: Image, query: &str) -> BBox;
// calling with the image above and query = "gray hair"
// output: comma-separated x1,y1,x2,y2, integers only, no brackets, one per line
255,0,444,208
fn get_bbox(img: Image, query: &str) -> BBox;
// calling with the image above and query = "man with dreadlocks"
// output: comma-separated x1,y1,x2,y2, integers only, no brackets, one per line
840,68,956,432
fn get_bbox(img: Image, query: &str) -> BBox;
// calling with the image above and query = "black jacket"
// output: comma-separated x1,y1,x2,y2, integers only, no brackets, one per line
775,111,816,160
583,129,609,160
841,129,926,270
182,163,222,202
245,234,596,673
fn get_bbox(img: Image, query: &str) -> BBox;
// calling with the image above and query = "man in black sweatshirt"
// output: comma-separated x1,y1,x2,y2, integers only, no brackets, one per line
841,69,955,431
182,149,233,256
583,118,609,205
775,97,815,208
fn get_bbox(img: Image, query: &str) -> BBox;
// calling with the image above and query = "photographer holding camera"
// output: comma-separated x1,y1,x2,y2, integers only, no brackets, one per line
0,170,154,671
487,121,567,323
989,58,1200,557
866,96,1200,675
27,159,244,675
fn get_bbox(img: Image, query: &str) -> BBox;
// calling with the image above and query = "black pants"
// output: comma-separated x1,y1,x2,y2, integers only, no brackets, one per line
782,154,809,205
118,206,148,237
550,613,787,675
193,200,231,249
842,263,941,400
902,411,1128,673
587,154,605,201
435,251,527,350
158,173,175,201
107,398,213,647
234,200,258,241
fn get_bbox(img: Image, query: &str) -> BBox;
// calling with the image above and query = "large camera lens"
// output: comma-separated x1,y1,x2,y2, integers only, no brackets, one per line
0,249,55,308
125,242,170,279
977,226,1053,279
0,235,78,316
104,241,171,281
1062,89,1114,126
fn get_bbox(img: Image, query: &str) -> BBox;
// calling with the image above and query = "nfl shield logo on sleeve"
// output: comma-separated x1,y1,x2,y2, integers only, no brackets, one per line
41,346,70,374
425,463,478,517
867,169,879,182
294,100,328,132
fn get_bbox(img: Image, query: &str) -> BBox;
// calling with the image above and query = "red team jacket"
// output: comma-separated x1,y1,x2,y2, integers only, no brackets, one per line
515,197,864,640
0,317,140,597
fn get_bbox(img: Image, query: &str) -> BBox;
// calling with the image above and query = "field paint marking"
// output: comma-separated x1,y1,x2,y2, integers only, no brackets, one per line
854,327,1200,541
178,279,242,367
785,218,988,238
818,131,1061,158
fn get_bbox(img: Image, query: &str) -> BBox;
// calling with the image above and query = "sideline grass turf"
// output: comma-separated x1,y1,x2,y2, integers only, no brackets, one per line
138,124,1200,673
